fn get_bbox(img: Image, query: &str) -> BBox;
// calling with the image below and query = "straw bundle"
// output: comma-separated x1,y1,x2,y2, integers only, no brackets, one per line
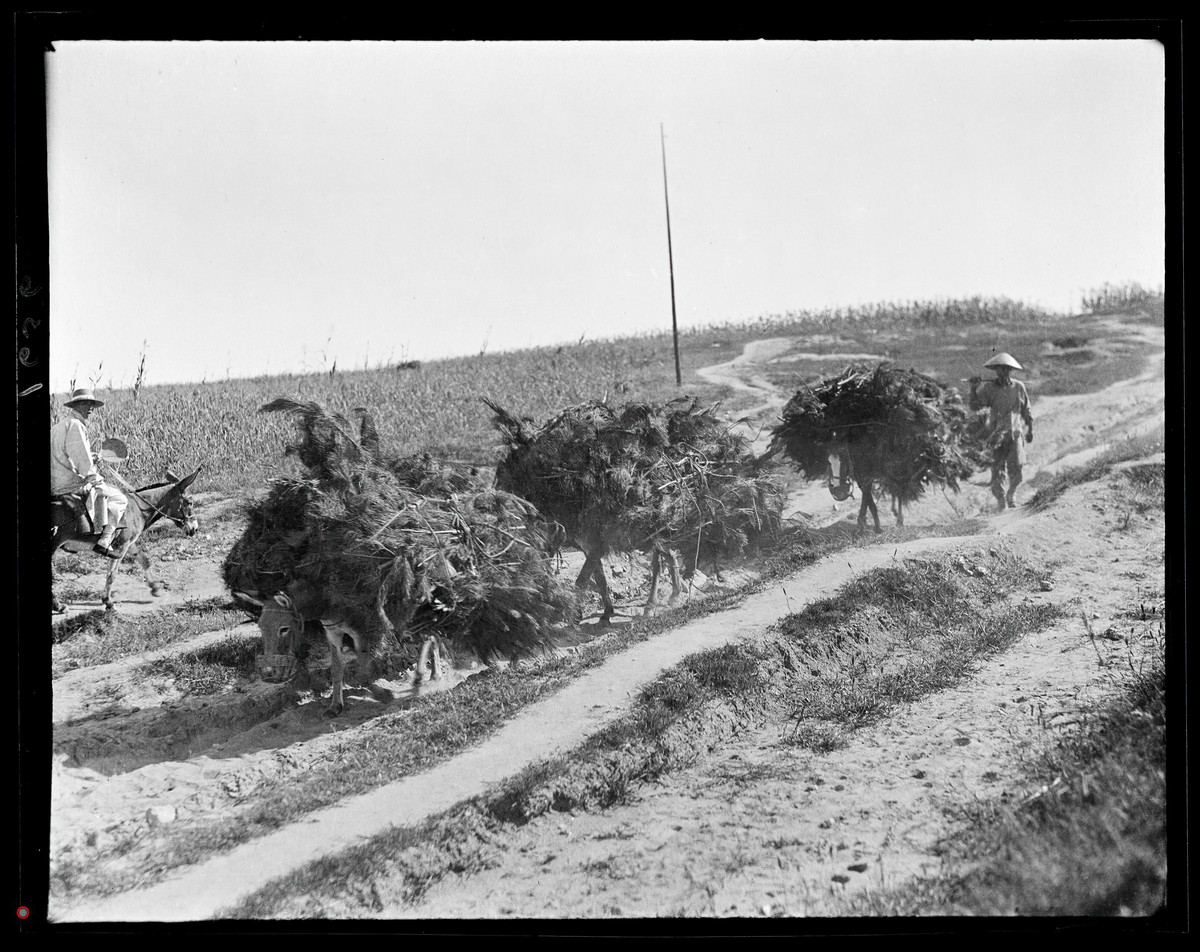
487,396,783,572
223,400,578,665
765,363,977,505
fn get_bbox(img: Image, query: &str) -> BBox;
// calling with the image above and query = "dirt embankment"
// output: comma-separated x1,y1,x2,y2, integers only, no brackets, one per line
48,317,1166,922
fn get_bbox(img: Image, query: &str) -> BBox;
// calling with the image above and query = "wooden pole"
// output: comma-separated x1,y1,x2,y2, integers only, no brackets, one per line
661,124,682,387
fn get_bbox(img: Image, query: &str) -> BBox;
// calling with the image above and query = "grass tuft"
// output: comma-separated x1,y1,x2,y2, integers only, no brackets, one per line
137,636,260,696
52,601,251,672
1028,427,1165,511
851,618,1166,917
780,552,1061,745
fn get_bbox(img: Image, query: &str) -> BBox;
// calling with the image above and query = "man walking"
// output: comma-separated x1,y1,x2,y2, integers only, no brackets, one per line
969,353,1034,510
51,388,127,557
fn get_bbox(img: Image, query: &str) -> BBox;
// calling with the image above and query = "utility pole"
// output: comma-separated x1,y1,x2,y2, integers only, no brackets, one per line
660,123,682,387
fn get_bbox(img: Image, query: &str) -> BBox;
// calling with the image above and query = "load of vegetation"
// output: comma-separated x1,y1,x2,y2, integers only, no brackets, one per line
223,399,579,666
486,396,783,575
766,363,982,507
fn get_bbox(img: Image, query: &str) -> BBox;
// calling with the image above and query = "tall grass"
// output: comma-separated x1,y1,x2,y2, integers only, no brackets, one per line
1081,281,1164,316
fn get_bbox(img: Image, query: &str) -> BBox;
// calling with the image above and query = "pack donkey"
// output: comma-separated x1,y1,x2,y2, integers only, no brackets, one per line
824,432,917,533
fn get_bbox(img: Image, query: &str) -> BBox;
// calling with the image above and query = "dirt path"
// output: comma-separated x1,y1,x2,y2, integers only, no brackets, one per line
695,337,796,452
49,320,1166,922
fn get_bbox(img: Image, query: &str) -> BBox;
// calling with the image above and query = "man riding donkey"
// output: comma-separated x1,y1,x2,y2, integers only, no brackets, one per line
51,388,127,558
969,352,1034,511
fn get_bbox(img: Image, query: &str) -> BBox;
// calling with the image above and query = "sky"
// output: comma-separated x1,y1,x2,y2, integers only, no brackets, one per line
45,38,1167,392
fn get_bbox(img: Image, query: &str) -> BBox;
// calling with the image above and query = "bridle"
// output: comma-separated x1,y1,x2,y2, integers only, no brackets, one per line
255,597,304,682
101,462,195,529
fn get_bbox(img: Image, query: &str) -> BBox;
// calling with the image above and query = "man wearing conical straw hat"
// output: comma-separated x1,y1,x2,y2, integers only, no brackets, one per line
50,388,128,558
969,352,1034,511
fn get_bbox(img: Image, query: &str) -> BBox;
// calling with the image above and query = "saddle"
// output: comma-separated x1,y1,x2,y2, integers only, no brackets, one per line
52,490,102,536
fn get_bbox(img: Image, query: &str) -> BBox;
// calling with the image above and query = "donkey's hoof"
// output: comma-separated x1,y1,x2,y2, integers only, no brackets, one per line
642,605,659,618
52,601,66,615
322,702,344,718
150,585,166,597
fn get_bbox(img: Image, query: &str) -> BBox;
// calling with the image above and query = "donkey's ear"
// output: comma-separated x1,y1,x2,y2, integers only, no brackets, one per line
272,593,294,609
233,590,264,608
165,469,180,483
174,468,202,494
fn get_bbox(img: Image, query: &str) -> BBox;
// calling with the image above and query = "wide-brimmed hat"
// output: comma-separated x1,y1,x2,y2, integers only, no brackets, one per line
64,387,104,408
984,352,1023,371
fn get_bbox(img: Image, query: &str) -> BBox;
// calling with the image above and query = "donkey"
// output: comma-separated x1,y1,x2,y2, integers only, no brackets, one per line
51,467,202,612
235,584,415,717
826,436,916,534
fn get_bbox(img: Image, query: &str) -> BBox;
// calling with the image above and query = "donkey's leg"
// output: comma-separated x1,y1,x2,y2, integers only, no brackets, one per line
575,550,597,590
892,497,905,528
51,546,66,614
102,542,134,610
291,629,315,692
415,637,434,685
577,549,615,623
430,635,448,682
858,485,881,534
323,630,347,716
133,546,167,597
664,550,684,607
591,558,615,623
644,551,663,616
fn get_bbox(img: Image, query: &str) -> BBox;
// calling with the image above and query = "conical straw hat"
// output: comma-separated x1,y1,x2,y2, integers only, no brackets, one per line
983,352,1023,370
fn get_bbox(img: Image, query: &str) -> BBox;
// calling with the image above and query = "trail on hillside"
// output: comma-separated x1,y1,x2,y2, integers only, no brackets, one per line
49,319,1166,922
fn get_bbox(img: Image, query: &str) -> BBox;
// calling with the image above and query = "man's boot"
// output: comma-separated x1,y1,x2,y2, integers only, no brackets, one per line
1006,491,1017,509
93,524,120,559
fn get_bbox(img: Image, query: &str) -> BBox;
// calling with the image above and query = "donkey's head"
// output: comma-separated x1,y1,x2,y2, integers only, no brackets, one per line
248,583,364,684
161,466,203,536
254,591,308,683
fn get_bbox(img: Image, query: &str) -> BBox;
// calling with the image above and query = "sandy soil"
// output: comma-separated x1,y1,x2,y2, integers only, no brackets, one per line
397,491,1164,919
48,317,1166,922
